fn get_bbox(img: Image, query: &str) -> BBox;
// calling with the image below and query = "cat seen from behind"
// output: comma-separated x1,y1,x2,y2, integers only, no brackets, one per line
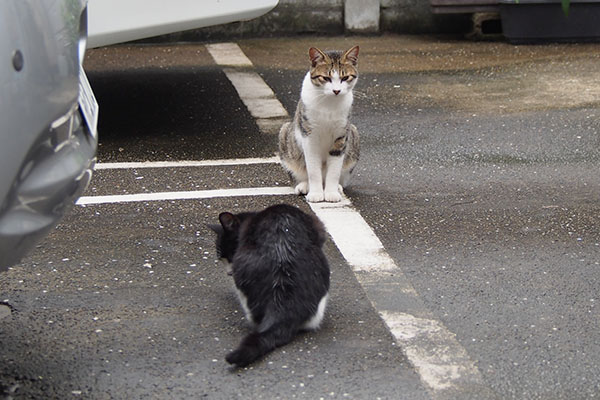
209,204,330,368
279,45,360,203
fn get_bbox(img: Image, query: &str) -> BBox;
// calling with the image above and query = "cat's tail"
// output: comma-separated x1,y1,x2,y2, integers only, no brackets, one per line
226,318,297,368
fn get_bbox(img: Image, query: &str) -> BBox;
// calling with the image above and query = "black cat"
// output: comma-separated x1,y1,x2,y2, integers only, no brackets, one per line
209,204,330,367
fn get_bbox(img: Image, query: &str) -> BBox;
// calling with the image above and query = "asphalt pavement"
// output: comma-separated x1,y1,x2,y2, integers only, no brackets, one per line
1,35,600,399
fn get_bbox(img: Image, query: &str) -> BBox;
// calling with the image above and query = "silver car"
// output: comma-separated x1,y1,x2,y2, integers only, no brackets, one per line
0,0,98,270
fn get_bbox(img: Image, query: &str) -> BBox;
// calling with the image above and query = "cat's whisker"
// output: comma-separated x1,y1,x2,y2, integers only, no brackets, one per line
352,90,369,99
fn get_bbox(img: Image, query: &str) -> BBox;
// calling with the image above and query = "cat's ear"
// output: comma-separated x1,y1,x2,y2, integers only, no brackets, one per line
309,47,327,67
342,45,359,65
207,224,223,235
218,212,239,232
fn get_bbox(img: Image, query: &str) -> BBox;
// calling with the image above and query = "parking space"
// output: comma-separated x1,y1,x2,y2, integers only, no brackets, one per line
88,159,286,196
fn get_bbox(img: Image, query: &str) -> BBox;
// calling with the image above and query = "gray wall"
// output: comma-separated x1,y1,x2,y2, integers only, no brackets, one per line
151,0,471,42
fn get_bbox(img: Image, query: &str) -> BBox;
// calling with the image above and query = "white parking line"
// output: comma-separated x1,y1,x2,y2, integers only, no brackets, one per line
206,43,288,134
309,198,399,273
84,154,486,394
77,186,295,206
380,311,482,391
205,43,253,67
222,69,288,120
94,156,280,170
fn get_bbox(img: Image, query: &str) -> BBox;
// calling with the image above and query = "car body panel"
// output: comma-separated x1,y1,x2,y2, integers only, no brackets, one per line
0,0,96,270
87,0,279,48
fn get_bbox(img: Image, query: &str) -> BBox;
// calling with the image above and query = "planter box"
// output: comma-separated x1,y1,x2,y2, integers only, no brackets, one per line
500,0,600,42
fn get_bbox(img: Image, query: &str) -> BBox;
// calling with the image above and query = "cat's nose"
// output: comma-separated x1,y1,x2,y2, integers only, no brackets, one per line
333,90,340,95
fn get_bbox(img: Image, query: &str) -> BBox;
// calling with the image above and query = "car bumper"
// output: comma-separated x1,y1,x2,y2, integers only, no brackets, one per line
0,102,97,270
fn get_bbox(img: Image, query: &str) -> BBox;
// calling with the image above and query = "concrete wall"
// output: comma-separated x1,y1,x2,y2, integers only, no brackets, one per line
150,0,471,42
380,0,471,33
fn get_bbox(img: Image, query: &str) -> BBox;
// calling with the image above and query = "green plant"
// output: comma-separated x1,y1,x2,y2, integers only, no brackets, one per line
561,0,571,15
515,0,571,15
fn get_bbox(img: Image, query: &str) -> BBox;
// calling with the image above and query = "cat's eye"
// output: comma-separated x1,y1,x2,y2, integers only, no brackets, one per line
322,76,332,83
341,75,354,82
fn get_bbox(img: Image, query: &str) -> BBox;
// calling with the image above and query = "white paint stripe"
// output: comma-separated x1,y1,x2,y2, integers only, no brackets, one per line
76,186,295,205
223,70,277,99
207,43,289,126
223,70,288,119
205,43,253,67
223,69,288,119
94,156,280,170
309,196,484,394
309,198,397,273
381,311,483,392
237,97,288,120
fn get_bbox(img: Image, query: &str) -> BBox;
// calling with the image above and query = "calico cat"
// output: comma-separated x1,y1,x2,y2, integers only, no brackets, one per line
279,45,360,203
209,204,330,367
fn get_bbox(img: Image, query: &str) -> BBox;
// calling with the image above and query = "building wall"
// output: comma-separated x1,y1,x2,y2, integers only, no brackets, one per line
149,0,470,42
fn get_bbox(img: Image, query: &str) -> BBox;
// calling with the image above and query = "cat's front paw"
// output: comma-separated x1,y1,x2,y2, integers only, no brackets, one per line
324,190,342,202
294,181,309,195
306,191,325,203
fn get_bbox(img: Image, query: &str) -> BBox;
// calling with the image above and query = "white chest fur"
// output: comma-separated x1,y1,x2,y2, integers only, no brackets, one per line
300,72,353,143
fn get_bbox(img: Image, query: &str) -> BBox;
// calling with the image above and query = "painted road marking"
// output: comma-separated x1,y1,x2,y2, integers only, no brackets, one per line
223,70,277,99
95,156,280,170
380,311,482,391
310,198,485,395
309,198,398,274
222,69,288,120
77,186,295,206
206,43,288,134
205,43,253,67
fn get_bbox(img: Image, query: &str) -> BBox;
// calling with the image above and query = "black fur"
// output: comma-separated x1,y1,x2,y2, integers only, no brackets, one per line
210,204,330,368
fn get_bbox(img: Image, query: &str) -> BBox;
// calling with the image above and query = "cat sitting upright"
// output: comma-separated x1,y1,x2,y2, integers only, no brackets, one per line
279,45,360,203
209,204,330,368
